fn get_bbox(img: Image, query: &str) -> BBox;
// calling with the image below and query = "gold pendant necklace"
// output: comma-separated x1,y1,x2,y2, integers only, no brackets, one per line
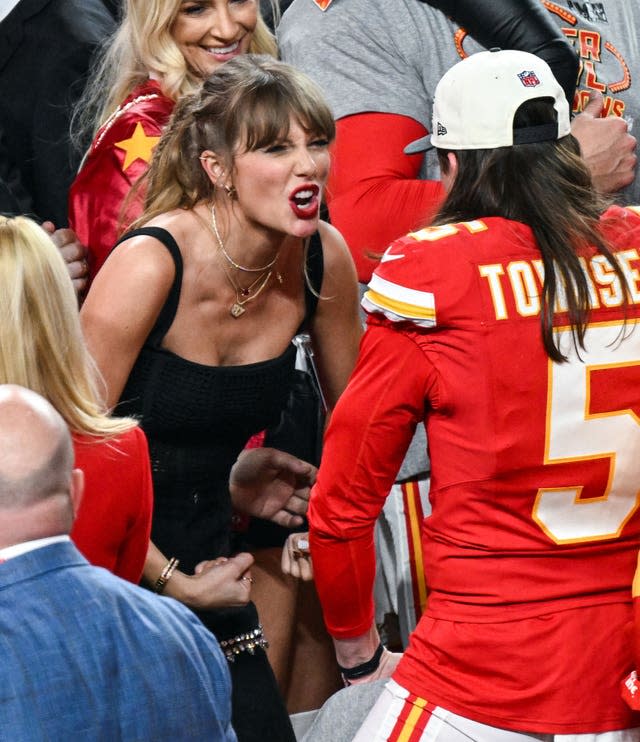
209,202,283,317
220,261,273,318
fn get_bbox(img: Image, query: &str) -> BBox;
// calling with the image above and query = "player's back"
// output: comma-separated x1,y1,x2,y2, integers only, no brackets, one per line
369,206,640,618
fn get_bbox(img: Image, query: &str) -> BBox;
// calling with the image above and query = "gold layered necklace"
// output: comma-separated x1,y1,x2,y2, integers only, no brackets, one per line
210,203,281,318
221,262,273,318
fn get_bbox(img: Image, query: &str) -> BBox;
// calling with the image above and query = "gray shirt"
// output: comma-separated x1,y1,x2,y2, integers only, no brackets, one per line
279,0,640,203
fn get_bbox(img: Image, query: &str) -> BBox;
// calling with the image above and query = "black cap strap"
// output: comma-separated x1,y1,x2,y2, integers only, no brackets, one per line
513,122,559,144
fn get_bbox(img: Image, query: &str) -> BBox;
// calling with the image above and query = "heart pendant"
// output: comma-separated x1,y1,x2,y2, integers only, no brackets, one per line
231,303,246,318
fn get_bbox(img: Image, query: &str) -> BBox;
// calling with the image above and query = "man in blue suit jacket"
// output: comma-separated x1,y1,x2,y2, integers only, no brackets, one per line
0,385,237,741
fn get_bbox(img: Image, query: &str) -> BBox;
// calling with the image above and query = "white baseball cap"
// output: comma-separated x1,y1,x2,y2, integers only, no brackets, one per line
404,48,571,154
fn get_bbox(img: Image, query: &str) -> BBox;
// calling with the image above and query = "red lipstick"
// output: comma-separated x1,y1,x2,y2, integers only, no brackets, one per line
289,184,320,219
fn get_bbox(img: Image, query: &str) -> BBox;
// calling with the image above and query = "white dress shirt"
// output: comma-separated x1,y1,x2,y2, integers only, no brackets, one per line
0,535,70,561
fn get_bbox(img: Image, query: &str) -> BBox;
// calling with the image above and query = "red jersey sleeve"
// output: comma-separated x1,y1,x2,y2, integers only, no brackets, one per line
327,112,445,283
309,319,436,638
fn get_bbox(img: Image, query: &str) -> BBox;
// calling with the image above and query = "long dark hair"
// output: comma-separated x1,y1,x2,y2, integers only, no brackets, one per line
434,98,628,362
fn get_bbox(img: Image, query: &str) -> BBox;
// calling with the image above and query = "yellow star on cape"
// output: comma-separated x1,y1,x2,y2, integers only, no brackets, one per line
114,122,160,171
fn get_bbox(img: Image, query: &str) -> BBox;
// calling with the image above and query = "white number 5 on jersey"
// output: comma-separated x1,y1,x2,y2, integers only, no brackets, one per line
533,321,640,544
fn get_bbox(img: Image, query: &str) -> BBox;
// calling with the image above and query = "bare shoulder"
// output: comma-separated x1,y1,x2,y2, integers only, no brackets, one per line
81,224,180,332
107,226,178,286
317,220,356,275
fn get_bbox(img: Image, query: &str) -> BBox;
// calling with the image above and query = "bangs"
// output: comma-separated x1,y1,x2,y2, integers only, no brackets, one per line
232,77,335,152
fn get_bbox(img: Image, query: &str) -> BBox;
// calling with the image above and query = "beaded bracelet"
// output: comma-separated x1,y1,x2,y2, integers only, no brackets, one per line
153,557,179,594
337,642,385,681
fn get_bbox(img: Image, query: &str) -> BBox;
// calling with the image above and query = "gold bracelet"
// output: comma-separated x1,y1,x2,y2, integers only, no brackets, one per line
153,557,179,594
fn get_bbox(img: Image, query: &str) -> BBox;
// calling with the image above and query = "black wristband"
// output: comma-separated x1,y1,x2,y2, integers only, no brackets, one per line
337,642,385,680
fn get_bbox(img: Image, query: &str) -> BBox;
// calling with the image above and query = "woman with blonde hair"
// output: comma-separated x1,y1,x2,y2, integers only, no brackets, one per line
81,55,361,741
69,0,277,282
0,215,152,583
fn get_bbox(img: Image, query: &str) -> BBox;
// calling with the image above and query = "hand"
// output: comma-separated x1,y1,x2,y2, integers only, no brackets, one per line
42,222,89,296
171,552,254,610
281,532,313,581
570,92,637,194
229,447,316,528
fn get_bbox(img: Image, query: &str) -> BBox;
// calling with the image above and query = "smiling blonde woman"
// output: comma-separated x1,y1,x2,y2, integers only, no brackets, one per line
69,0,277,283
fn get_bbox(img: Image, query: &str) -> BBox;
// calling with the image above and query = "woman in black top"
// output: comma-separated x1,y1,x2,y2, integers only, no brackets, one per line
81,55,361,741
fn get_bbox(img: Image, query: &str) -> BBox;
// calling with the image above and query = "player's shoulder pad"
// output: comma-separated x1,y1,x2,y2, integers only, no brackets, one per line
361,234,437,328
361,221,488,327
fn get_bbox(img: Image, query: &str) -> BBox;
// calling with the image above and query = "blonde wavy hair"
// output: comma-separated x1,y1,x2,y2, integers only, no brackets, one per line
0,217,136,438
73,0,277,150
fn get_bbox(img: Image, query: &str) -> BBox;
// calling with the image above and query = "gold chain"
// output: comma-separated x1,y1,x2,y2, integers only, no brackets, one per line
219,260,273,318
211,203,278,273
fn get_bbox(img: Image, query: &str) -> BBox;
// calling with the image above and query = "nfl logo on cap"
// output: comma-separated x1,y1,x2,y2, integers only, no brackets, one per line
518,70,541,88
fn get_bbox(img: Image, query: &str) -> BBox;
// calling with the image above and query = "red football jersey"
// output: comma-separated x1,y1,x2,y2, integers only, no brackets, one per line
69,80,174,281
310,206,640,733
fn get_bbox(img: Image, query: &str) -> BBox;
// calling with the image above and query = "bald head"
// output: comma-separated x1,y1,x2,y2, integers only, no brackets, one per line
0,385,74,510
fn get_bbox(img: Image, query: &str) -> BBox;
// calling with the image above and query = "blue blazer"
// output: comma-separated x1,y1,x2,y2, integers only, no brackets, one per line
0,541,237,741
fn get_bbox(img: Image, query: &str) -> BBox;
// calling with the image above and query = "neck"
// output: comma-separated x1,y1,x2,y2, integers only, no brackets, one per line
0,499,72,549
206,201,285,271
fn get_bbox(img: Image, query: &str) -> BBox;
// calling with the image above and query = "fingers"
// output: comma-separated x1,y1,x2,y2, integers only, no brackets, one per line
49,227,81,251
281,533,313,581
194,557,228,574
571,106,638,194
41,220,56,235
268,489,310,527
59,241,87,265
47,227,90,294
286,492,310,513
227,551,255,575
188,552,255,610
580,90,604,117
66,255,89,297
259,447,317,483
269,511,304,529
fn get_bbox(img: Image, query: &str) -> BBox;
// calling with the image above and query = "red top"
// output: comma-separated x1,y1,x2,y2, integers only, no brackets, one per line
71,426,153,583
68,80,175,281
310,206,640,732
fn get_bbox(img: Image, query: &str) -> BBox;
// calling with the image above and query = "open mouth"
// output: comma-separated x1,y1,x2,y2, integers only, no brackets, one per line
290,186,320,219
204,40,241,57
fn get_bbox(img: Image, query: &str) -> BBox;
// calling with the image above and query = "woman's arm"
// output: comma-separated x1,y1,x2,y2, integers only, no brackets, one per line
113,427,154,583
310,323,432,666
80,234,175,409
309,221,363,411
143,541,254,610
